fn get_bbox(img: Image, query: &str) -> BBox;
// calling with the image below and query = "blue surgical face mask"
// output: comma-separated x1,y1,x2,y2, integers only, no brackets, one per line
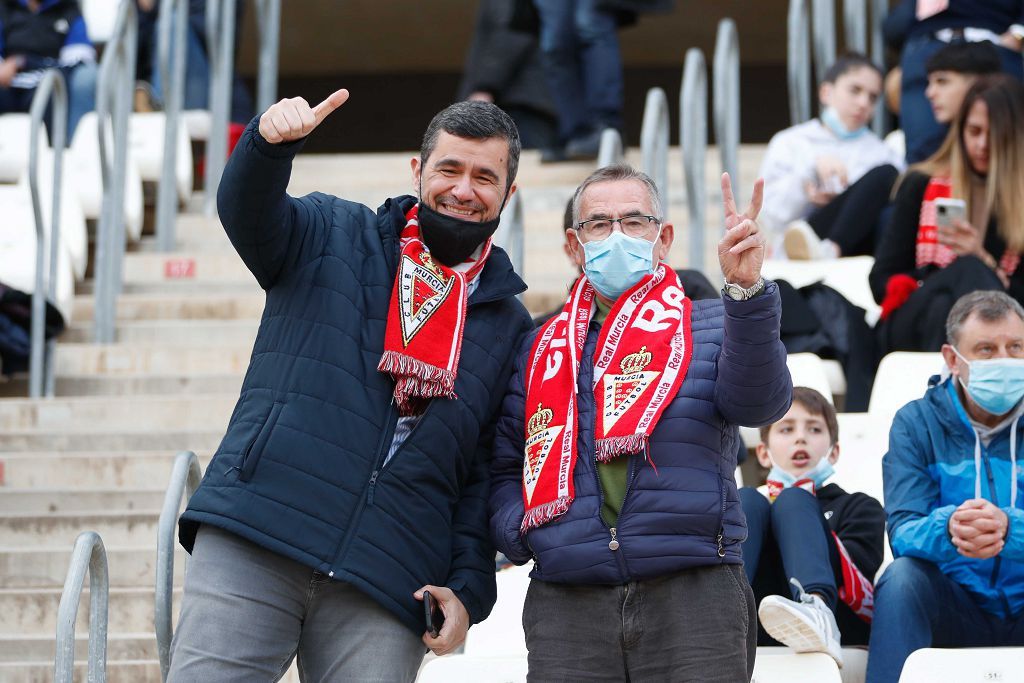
579,229,659,300
820,106,868,141
953,347,1024,416
766,446,835,489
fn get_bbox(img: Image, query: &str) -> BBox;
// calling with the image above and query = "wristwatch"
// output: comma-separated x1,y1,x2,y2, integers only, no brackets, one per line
722,276,766,301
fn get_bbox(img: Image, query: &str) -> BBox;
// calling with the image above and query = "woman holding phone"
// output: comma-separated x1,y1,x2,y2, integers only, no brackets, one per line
870,74,1024,353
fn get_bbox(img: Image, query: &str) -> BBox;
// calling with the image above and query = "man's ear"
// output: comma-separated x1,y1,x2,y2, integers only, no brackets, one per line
410,156,421,195
755,443,772,469
566,229,586,271
941,343,959,377
655,223,674,264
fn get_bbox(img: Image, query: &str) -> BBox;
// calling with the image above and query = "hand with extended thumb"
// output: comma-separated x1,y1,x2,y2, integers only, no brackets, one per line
258,88,349,144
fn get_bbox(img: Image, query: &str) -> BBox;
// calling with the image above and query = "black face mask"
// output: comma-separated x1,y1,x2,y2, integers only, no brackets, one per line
418,196,505,267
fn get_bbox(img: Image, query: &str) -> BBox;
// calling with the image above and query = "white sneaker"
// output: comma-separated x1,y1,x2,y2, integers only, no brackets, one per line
783,220,824,260
758,578,843,668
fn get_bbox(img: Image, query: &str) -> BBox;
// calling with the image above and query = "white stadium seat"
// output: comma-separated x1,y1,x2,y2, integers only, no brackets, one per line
752,650,842,682
416,655,527,683
0,114,47,183
182,109,213,142
755,646,867,683
741,353,837,448
831,413,889,505
15,163,89,281
129,112,194,203
464,562,531,657
868,352,945,417
81,0,118,44
898,647,1024,682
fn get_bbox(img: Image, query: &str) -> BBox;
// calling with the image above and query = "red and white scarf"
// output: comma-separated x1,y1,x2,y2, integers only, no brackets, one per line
521,264,692,534
377,205,491,416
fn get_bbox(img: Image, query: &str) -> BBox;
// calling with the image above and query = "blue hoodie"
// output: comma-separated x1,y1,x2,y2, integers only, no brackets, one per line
884,377,1024,619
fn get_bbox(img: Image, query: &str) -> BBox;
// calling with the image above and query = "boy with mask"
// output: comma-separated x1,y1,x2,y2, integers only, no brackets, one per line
490,165,792,681
868,290,1024,683
741,387,885,667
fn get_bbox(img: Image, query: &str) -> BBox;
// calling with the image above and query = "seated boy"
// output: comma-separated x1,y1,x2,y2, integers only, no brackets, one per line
739,387,886,667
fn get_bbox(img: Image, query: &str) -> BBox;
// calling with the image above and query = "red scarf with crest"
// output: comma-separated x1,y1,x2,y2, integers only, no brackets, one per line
377,205,491,416
520,264,692,534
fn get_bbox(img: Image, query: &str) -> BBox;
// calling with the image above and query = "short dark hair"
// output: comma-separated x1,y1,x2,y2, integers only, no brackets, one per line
420,101,521,192
821,52,882,85
926,41,1002,76
946,290,1024,347
562,196,575,233
571,164,663,226
759,387,839,446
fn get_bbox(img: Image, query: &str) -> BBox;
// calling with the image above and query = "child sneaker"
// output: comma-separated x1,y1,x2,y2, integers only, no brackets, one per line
758,578,843,667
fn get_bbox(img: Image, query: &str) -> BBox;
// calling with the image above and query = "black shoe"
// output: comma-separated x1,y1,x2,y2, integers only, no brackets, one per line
540,146,568,164
565,129,604,161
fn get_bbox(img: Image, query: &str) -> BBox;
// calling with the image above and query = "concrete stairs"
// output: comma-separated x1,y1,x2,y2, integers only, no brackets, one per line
0,143,767,681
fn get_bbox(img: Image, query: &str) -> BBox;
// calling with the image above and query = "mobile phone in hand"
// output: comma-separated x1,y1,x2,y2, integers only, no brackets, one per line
423,590,445,638
935,197,966,229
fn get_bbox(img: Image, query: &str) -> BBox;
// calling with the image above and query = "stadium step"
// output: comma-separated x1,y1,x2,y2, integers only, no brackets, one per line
1,546,186,589
63,319,260,345
0,450,207,489
0,373,245,397
0,585,181,634
0,394,235,431
52,344,253,376
0,429,223,453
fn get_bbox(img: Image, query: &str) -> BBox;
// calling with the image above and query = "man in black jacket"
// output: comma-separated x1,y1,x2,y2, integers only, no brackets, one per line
168,91,533,680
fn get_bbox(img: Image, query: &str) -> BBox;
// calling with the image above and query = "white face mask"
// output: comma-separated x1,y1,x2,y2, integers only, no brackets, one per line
765,446,835,489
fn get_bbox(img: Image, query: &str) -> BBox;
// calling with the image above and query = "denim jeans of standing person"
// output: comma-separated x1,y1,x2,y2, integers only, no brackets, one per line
901,36,1024,164
740,487,840,617
866,557,1024,683
0,61,97,143
522,564,756,682
167,525,426,682
532,0,623,143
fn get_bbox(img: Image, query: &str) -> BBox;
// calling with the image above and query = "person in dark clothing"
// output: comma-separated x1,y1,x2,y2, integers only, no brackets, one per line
883,0,1024,163
167,93,533,680
490,166,791,681
871,75,1024,355
741,387,885,667
0,0,97,140
458,0,557,151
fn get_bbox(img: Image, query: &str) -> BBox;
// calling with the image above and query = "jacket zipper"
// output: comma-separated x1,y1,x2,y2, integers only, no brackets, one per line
717,469,729,558
367,398,438,505
982,452,1003,590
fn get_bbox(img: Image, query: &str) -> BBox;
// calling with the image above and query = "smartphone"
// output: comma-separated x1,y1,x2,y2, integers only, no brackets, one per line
423,590,445,638
935,197,966,229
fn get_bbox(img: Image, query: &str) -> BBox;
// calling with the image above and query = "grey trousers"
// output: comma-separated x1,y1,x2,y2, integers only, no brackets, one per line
167,525,426,683
523,564,757,683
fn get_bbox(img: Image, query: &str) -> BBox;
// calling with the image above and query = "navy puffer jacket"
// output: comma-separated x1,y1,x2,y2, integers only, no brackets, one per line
489,286,791,583
179,119,533,634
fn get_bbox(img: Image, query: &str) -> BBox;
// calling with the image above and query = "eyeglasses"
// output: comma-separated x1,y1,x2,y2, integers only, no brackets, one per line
576,215,660,240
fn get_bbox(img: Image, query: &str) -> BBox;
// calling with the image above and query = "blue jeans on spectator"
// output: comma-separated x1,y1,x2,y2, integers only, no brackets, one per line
901,36,1024,164
0,61,97,143
740,486,839,610
533,0,623,142
866,556,1024,683
151,23,211,111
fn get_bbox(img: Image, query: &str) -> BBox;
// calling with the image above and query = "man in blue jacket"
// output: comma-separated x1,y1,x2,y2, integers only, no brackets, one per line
868,290,1024,683
489,165,792,681
168,91,533,680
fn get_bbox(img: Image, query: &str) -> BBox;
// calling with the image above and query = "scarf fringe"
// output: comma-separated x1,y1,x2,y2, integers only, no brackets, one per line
521,497,572,536
595,434,648,462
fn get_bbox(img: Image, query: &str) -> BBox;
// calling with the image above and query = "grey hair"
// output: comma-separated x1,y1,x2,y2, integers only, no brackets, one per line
946,290,1024,346
420,100,521,192
570,165,664,228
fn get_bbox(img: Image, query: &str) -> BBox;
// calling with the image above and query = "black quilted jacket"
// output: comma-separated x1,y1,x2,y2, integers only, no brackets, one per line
179,118,533,634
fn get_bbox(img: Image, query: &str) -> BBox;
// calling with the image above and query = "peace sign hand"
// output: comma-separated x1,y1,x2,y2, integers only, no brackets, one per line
258,88,350,144
718,173,766,289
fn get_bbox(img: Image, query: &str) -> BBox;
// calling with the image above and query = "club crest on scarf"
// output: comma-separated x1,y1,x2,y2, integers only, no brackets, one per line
398,252,456,347
520,264,693,535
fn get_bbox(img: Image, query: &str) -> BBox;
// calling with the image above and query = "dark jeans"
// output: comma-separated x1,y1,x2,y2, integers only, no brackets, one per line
533,0,623,141
901,36,1024,164
866,557,1024,683
0,61,98,142
807,164,900,257
523,564,756,682
878,255,1003,354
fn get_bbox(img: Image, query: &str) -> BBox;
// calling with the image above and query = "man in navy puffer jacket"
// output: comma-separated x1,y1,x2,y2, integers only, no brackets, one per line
490,166,791,681
168,91,533,680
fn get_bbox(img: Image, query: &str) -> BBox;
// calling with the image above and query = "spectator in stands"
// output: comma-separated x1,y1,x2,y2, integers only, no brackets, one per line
870,75,1024,355
883,0,1024,164
759,53,903,261
741,387,885,667
458,0,558,152
867,290,1024,683
489,165,791,680
925,41,1002,136
167,94,532,680
0,0,97,140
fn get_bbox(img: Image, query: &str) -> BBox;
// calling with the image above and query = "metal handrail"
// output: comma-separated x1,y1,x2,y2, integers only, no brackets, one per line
787,0,812,125
495,192,525,283
156,450,202,680
54,531,109,682
640,87,670,214
844,0,867,53
93,0,137,344
713,18,740,190
680,48,707,273
155,0,189,251
597,128,623,167
204,0,236,217
254,0,280,113
811,0,836,88
871,0,889,134
27,70,66,399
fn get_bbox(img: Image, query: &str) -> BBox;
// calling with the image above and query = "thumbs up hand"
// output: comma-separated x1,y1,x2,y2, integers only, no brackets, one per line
258,88,350,144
